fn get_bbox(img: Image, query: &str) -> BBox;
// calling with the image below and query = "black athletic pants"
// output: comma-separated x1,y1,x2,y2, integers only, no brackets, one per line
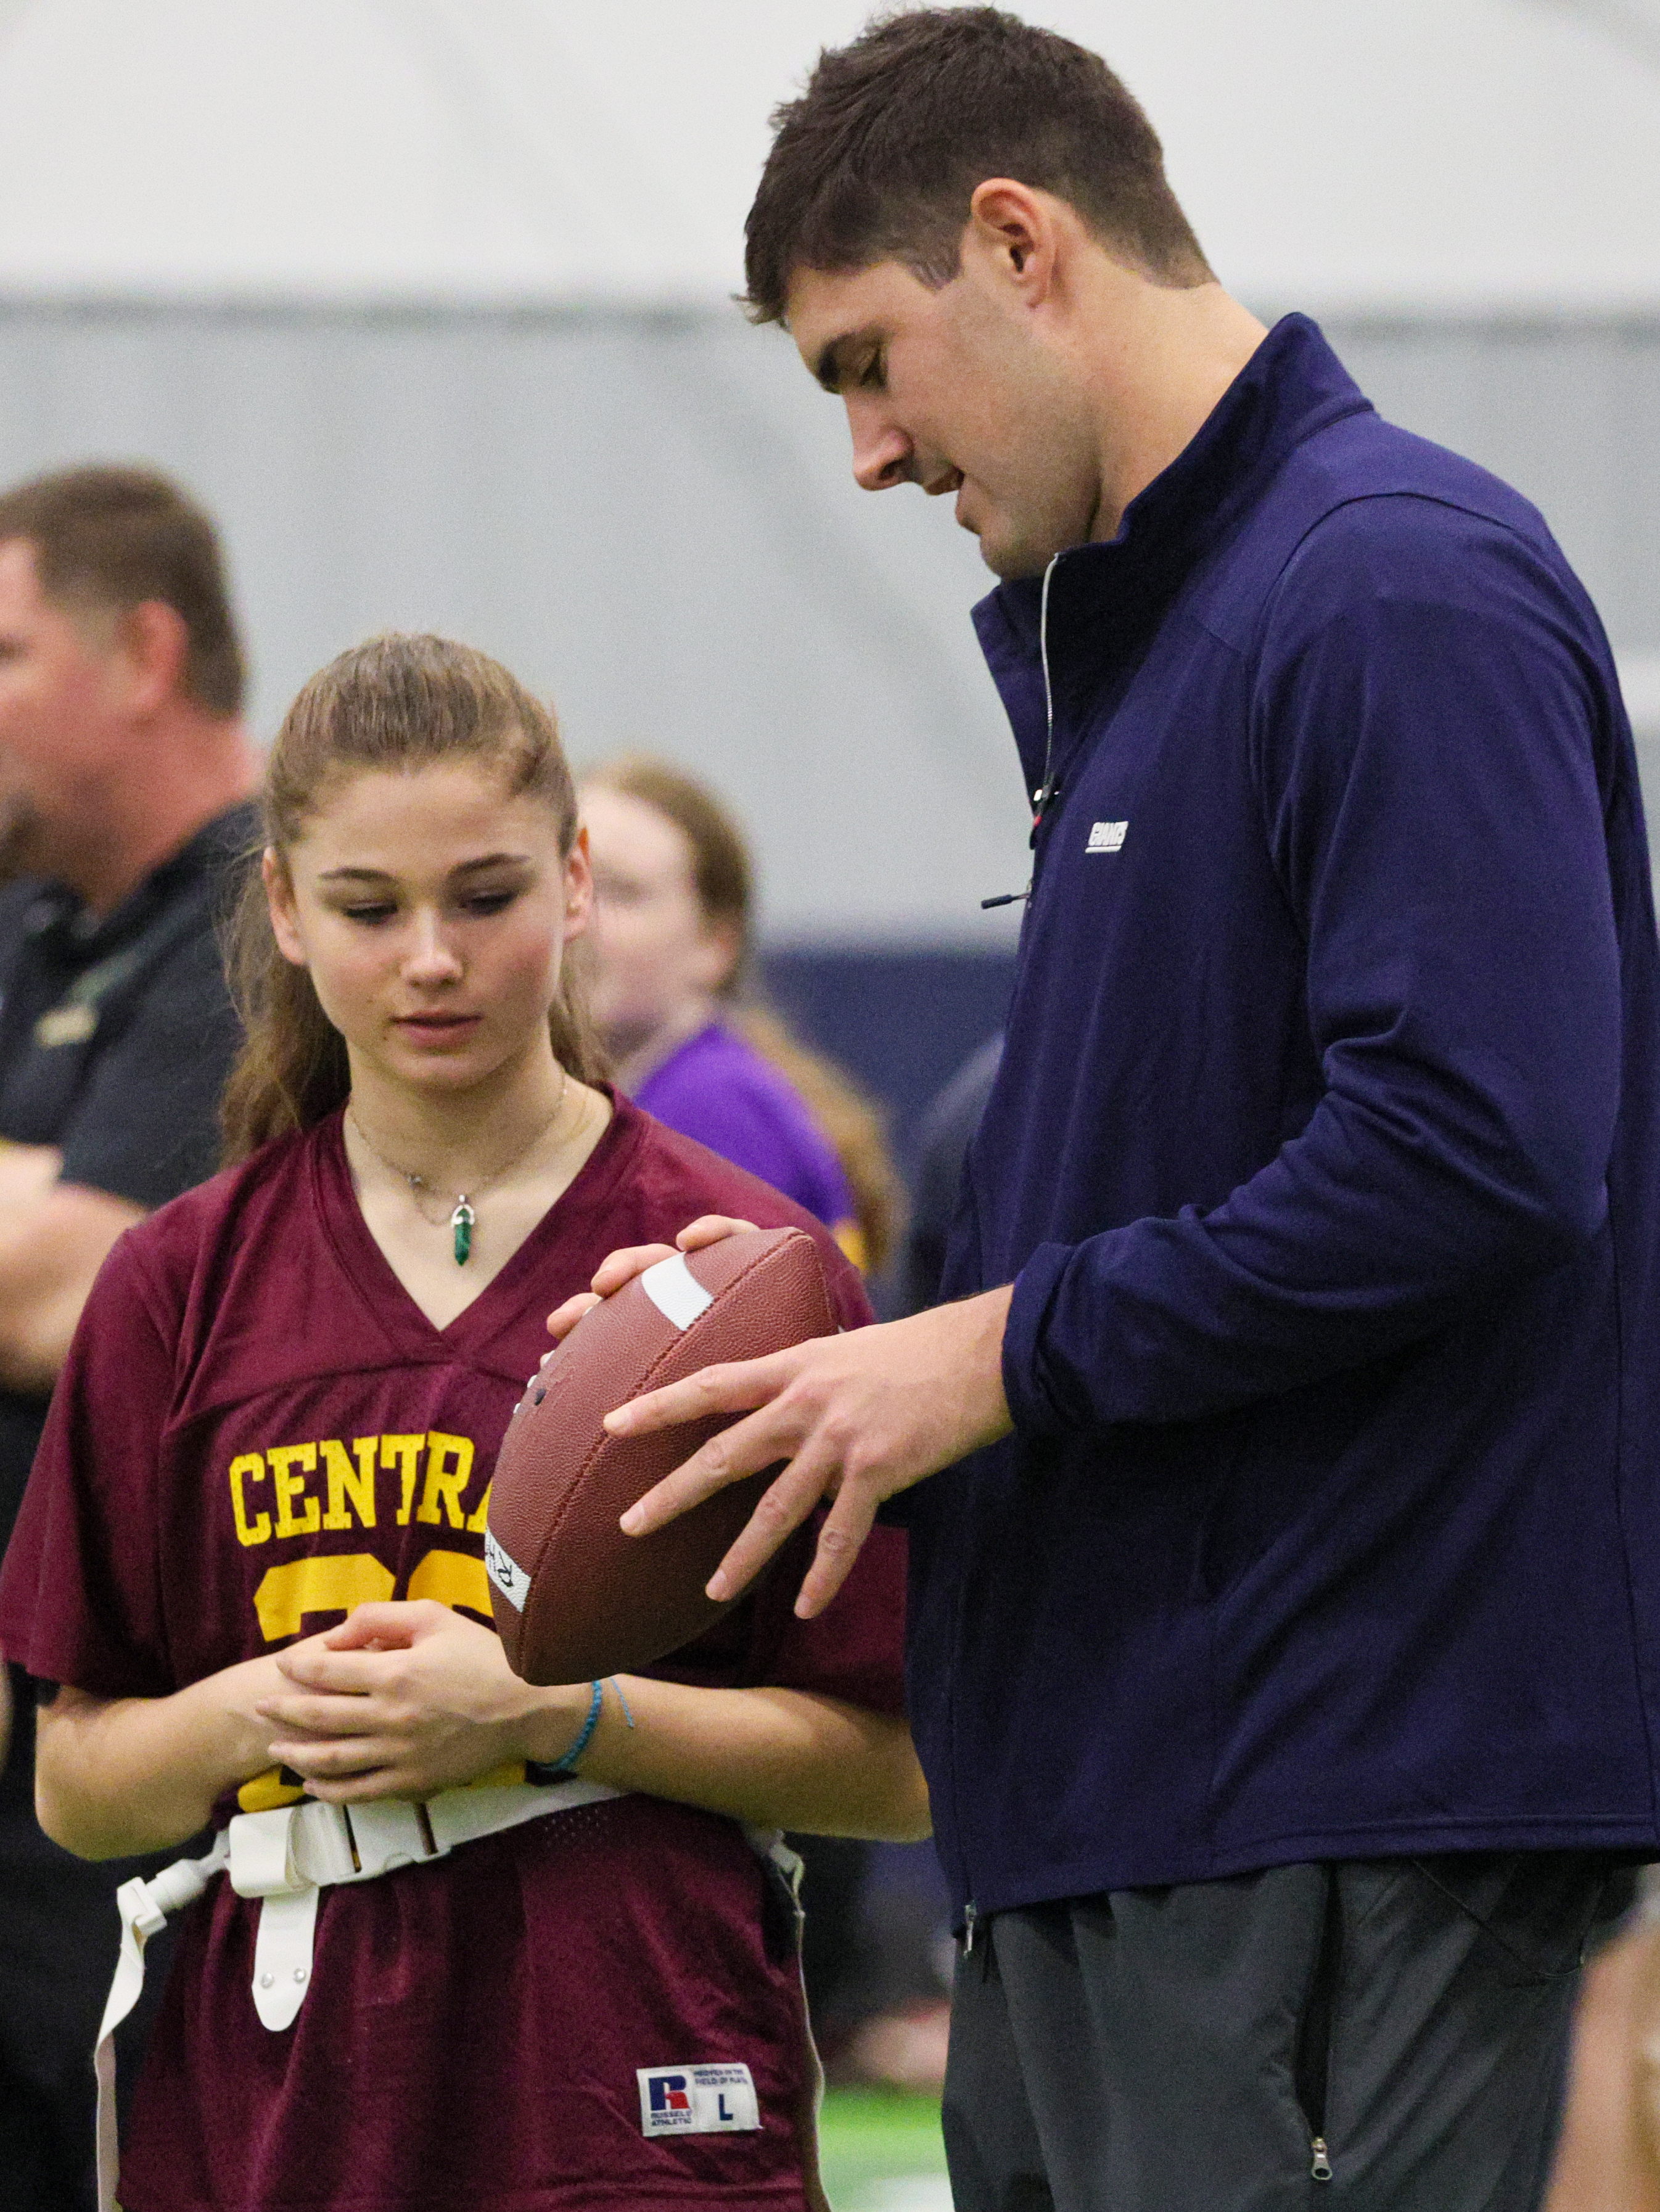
943,1854,1625,2212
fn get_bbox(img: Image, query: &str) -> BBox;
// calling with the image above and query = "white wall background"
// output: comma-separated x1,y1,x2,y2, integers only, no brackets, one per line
1,1,1659,310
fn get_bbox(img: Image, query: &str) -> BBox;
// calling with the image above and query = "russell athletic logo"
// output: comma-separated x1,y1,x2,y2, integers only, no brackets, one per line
638,2063,761,2137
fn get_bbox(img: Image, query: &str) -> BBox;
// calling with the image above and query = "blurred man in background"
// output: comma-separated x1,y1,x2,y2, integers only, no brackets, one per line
0,464,258,2211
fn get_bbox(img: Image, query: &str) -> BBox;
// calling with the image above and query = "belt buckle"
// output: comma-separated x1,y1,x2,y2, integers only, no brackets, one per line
339,1799,445,1881
226,1804,340,1896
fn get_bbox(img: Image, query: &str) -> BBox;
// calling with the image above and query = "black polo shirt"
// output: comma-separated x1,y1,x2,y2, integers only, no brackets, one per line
0,801,256,1553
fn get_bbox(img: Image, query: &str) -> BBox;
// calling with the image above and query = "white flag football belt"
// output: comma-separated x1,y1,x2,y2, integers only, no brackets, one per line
94,1777,620,2212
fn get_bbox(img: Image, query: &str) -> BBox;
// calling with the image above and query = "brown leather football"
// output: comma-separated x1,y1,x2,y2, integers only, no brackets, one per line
485,1226,837,1685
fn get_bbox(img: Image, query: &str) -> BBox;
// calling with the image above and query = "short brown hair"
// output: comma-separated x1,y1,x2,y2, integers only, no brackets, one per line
0,463,245,714
744,6,1212,325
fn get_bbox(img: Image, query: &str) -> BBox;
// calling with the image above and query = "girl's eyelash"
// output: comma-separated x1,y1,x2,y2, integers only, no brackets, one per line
336,890,519,923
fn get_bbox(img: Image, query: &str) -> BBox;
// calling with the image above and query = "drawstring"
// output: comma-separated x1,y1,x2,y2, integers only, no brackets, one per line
1030,553,1062,834
980,553,1063,912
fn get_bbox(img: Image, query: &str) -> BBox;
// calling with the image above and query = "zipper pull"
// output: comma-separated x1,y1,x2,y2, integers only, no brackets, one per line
1310,2137,1332,2182
963,1901,979,1954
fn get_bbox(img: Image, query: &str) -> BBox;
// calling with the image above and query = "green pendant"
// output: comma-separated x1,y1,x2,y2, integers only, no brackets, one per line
451,1199,475,1266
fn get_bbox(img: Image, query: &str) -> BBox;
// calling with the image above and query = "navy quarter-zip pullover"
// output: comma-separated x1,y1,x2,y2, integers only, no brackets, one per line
908,316,1660,1920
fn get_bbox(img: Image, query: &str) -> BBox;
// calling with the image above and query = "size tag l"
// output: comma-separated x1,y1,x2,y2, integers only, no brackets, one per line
638,2062,760,2136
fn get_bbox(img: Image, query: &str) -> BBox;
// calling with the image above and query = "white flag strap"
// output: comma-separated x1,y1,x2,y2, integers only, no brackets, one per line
96,1834,230,2212
249,1885,321,2031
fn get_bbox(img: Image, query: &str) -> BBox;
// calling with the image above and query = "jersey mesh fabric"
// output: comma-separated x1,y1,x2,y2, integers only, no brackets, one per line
0,1095,905,2212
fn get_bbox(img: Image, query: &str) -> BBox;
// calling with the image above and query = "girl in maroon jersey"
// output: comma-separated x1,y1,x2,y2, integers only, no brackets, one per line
0,634,925,2212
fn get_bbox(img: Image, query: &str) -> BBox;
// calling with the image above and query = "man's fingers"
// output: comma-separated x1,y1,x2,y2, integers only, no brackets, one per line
609,1349,800,1448
675,1214,757,1250
544,1221,757,1339
615,1374,810,1539
617,1387,797,1536
792,1482,881,1619
704,1442,844,1603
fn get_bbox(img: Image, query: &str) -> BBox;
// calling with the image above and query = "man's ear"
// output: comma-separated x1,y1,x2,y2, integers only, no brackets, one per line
964,178,1062,300
113,599,191,718
263,849,308,968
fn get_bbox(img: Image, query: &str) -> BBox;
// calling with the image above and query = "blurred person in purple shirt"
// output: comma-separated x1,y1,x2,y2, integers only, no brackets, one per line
638,1025,852,1232
580,756,900,1276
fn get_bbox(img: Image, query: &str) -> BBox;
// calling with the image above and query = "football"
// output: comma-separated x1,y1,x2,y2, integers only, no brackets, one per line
485,1225,838,1685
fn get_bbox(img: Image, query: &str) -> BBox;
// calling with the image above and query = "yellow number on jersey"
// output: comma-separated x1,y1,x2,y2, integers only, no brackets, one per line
252,1553,396,1642
406,1547,494,1622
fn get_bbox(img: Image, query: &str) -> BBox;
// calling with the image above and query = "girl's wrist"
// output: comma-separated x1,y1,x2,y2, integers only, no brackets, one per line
516,1684,598,1771
208,1653,294,1781
520,1677,638,1780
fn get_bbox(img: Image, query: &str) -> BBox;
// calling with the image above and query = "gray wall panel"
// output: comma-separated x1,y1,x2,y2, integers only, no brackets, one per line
0,302,1653,939
0,302,1034,942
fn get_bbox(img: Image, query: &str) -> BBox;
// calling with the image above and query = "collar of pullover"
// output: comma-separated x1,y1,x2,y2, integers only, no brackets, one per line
972,314,1374,798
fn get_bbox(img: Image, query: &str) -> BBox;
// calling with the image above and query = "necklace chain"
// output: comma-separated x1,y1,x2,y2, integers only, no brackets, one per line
347,1065,572,1265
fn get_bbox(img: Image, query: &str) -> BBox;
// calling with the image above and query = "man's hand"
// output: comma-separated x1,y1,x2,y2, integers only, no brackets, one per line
257,1601,584,1803
544,1214,1015,1615
612,1285,1013,1618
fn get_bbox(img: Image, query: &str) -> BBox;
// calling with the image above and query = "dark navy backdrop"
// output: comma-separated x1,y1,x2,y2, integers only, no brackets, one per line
758,947,1016,1182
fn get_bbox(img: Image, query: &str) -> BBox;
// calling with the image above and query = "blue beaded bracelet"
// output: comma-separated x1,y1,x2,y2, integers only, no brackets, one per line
525,1677,637,1785
549,1679,604,1774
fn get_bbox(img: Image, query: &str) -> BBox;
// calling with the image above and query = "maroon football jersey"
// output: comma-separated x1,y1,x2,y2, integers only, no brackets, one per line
0,1097,907,2212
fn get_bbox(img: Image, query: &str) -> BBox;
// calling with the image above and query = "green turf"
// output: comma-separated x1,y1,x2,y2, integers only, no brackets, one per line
817,2087,950,2210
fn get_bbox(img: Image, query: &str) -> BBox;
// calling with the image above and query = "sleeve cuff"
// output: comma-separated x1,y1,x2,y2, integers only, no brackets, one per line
1001,1241,1078,1442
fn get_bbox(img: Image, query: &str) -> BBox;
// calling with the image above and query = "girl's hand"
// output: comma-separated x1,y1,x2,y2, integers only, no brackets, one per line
256,1601,587,1803
543,1214,756,1346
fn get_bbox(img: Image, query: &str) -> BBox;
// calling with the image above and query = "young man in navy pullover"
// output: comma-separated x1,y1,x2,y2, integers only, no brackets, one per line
574,11,1660,2206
